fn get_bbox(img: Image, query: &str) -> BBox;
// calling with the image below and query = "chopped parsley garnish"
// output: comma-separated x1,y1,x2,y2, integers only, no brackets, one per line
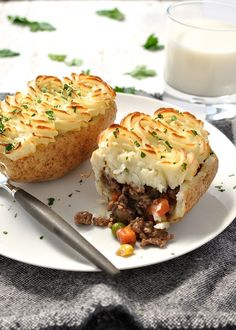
233,186,236,189
113,127,119,138
5,143,14,152
68,193,73,197
37,99,42,103
125,65,156,80
155,113,163,119
160,155,165,159
96,8,125,21
164,128,167,133
41,87,47,93
22,104,28,109
63,84,73,96
141,151,146,158
45,110,54,120
31,113,36,117
8,15,56,32
165,141,172,149
151,131,157,136
47,197,55,206
0,48,20,57
210,150,214,155
66,58,83,67
48,53,66,62
143,34,164,51
0,119,4,134
182,163,187,171
81,69,91,75
191,130,198,136
48,54,83,67
215,185,225,192
3,231,8,235
169,115,177,122
40,235,44,240
124,168,129,173
114,86,137,94
134,140,140,147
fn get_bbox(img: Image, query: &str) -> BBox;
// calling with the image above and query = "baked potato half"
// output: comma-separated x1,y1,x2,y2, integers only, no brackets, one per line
0,73,116,182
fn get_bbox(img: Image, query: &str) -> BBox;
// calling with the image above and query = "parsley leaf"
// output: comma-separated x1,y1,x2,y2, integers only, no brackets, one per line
65,58,83,67
8,15,56,32
48,54,66,62
45,110,54,120
5,143,14,152
47,197,55,206
126,65,156,80
0,49,20,57
114,86,137,94
143,34,164,51
81,69,91,75
48,54,83,67
96,8,125,21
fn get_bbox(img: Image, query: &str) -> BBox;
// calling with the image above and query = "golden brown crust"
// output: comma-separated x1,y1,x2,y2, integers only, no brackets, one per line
169,153,218,223
0,103,116,182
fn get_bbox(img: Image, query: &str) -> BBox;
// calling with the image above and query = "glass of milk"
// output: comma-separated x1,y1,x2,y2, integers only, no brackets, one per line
164,1,236,108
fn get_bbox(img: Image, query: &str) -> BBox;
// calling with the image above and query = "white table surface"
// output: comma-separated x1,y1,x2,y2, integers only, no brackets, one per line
0,0,172,94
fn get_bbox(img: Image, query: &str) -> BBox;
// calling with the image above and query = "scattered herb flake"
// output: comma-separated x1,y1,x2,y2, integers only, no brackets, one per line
81,69,91,75
3,231,8,235
134,140,140,147
160,155,165,159
0,119,4,134
215,185,225,192
155,113,163,119
8,15,56,32
47,197,55,206
124,168,129,173
40,235,44,239
126,65,156,80
66,58,83,67
96,8,125,21
5,143,14,152
68,193,73,197
141,151,146,158
165,141,173,149
233,186,236,189
0,48,20,57
114,86,137,94
191,130,198,136
169,115,177,122
229,174,235,177
143,34,164,51
45,110,54,120
48,53,66,62
182,163,187,171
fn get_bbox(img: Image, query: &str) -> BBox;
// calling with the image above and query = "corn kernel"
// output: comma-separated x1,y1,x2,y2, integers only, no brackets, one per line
116,244,134,257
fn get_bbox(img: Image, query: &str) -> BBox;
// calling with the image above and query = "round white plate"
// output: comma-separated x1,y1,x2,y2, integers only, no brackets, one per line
0,93,236,271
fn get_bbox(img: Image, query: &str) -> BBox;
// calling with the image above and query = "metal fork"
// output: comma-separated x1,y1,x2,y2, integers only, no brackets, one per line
0,173,120,276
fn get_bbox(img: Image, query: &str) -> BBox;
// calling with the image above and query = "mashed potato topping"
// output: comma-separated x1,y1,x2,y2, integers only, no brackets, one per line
0,73,115,161
91,108,211,192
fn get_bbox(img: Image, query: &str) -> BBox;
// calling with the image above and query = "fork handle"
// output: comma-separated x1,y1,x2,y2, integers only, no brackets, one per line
11,188,119,276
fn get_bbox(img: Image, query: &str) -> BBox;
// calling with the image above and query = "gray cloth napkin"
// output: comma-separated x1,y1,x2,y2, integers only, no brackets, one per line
0,93,235,330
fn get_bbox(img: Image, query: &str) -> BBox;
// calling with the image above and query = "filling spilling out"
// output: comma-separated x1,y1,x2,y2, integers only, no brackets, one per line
75,169,179,251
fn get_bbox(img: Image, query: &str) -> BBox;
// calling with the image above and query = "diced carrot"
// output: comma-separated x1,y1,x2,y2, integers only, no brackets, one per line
116,226,136,245
110,192,121,202
148,198,170,217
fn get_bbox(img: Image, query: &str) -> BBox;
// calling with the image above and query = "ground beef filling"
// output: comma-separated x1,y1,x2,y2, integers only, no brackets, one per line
75,171,179,247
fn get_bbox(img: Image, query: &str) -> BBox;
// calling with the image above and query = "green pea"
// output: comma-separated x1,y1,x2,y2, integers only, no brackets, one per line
111,222,125,237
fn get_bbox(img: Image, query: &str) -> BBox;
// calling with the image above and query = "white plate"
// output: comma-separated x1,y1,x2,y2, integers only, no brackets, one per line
0,93,236,272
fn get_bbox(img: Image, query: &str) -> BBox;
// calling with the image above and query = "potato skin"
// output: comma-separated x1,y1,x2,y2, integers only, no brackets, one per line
0,102,117,182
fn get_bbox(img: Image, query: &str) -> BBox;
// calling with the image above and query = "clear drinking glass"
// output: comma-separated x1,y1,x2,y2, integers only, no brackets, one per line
164,1,236,118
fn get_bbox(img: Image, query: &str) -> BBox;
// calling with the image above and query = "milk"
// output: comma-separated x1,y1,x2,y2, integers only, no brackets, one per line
164,19,236,97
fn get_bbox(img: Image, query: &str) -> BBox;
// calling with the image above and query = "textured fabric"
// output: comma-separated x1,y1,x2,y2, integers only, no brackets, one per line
0,93,235,330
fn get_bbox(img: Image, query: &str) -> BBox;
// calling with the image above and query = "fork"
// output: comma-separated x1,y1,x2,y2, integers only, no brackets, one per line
0,173,120,276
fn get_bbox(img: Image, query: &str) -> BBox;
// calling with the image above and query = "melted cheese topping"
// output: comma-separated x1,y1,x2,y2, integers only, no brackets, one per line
0,73,115,160
91,108,211,192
